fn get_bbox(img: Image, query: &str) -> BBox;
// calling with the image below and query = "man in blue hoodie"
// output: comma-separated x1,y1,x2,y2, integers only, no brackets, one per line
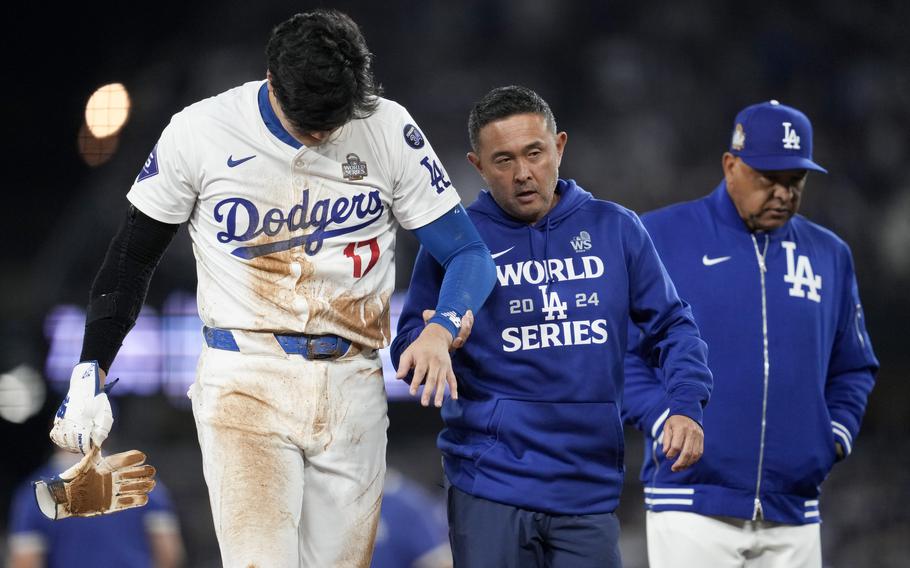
623,101,879,568
391,85,714,567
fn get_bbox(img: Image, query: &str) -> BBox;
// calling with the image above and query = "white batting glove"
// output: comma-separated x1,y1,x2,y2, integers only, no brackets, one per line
49,361,114,455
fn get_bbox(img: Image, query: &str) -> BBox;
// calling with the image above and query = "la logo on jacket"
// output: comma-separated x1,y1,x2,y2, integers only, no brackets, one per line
782,241,821,302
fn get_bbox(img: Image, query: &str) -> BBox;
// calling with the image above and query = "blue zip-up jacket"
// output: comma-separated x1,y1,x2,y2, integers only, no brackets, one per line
391,179,713,515
623,182,879,524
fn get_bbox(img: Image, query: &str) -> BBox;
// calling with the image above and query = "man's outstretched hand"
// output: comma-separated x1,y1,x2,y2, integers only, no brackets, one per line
396,323,457,408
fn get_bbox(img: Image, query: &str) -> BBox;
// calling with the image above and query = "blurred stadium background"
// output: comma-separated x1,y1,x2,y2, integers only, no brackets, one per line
2,1,908,566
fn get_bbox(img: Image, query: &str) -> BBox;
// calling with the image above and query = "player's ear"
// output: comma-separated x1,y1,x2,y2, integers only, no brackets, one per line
554,131,568,166
722,152,737,184
467,152,483,176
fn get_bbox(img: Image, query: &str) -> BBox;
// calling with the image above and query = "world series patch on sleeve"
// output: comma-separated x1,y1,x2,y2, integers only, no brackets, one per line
33,447,157,520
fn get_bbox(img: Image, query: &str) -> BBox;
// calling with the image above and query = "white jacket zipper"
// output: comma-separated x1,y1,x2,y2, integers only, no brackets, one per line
751,233,770,521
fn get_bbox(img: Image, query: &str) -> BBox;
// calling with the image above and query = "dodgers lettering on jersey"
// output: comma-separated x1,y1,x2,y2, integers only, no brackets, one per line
213,188,385,258
126,80,460,348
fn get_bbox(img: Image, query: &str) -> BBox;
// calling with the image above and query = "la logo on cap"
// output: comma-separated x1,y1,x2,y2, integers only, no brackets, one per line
728,99,827,173
782,123,801,150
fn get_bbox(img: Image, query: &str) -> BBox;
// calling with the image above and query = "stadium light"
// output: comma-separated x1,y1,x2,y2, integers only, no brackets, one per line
85,83,131,138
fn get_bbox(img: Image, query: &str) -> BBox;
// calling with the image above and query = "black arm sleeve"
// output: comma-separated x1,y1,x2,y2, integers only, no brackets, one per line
79,206,180,372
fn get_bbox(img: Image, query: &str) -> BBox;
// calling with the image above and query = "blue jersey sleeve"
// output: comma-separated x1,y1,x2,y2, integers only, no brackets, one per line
410,205,496,338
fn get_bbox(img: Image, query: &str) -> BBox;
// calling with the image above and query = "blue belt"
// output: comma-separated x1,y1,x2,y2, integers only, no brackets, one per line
203,326,352,360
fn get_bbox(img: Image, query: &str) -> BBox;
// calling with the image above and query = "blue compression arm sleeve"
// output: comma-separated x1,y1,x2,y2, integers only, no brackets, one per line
411,205,496,338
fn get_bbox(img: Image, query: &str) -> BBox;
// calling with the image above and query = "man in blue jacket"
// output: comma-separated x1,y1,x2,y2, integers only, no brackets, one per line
623,100,879,568
391,85,714,567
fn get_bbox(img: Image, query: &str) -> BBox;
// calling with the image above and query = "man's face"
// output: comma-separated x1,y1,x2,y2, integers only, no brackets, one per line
468,113,567,224
723,153,808,232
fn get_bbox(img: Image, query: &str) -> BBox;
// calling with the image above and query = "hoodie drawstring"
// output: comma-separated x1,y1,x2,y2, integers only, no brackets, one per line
528,221,555,295
527,220,555,293
544,217,554,292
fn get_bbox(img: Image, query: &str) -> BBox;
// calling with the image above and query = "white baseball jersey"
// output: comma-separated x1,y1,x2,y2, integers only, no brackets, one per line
127,80,460,349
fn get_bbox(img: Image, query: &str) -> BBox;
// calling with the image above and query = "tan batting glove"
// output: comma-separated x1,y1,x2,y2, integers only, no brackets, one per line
50,361,115,455
34,447,157,520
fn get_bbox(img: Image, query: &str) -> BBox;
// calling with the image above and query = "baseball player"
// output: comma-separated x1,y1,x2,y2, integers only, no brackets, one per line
623,101,879,567
48,10,496,567
391,86,713,567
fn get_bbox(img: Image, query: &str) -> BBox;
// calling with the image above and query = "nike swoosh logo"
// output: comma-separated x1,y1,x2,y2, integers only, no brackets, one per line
702,255,732,266
491,246,515,260
227,154,256,168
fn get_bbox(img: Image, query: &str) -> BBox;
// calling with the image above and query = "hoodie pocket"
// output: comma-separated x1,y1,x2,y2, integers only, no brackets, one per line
477,400,626,476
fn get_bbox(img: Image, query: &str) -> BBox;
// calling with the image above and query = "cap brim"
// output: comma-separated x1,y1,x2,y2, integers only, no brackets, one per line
740,155,827,174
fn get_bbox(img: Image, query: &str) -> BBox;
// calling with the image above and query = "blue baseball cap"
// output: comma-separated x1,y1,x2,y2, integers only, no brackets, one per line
729,100,827,173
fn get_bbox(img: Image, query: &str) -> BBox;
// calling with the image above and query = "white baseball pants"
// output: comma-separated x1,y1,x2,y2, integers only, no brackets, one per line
190,344,388,567
646,510,821,568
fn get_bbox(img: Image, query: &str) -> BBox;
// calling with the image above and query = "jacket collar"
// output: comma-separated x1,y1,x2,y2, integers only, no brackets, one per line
708,180,793,238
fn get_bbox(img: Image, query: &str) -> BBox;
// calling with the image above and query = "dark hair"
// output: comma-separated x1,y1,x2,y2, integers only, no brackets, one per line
266,9,381,134
468,85,557,151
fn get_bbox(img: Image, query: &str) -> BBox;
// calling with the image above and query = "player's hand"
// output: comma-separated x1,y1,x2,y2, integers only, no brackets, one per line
422,309,475,350
50,361,114,455
396,323,457,407
662,414,704,472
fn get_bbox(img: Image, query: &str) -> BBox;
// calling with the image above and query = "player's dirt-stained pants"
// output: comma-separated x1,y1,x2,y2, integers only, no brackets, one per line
190,342,388,568
646,510,821,568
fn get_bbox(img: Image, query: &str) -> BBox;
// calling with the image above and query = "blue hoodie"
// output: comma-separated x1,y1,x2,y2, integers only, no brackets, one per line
392,179,713,515
623,182,879,524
